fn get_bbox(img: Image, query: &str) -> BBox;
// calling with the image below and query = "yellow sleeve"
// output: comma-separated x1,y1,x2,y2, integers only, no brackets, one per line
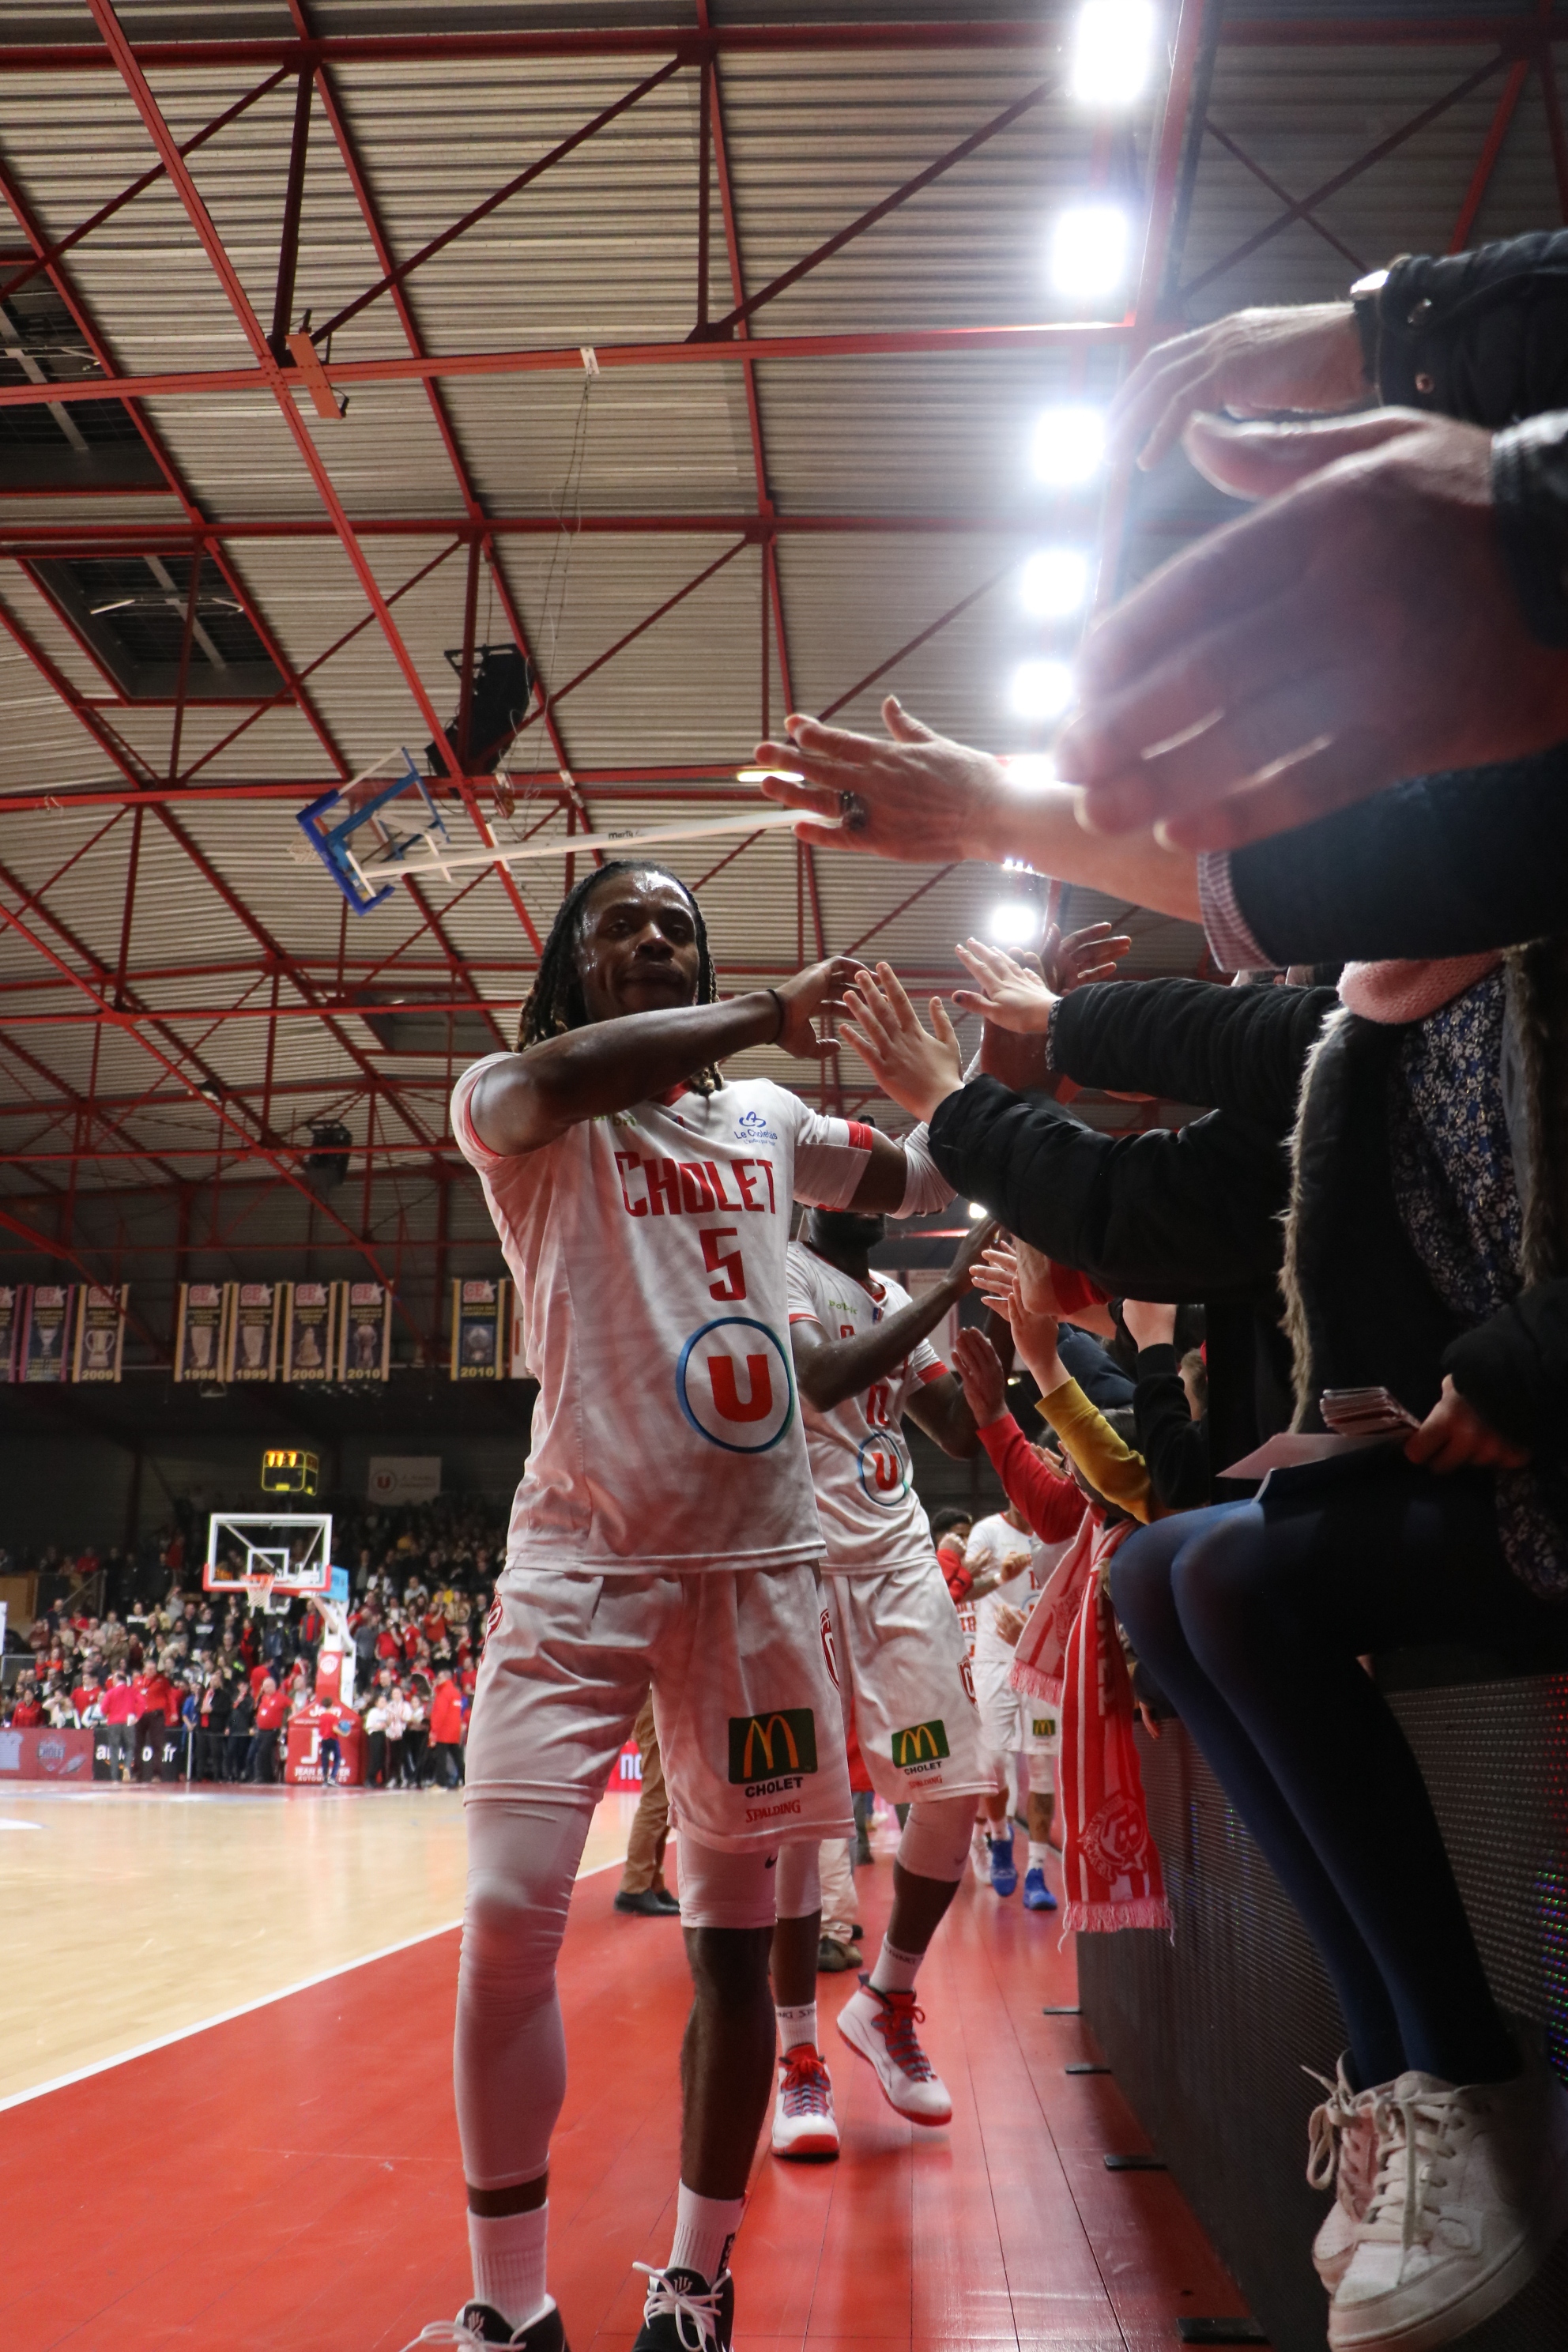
1035,1379,1155,1525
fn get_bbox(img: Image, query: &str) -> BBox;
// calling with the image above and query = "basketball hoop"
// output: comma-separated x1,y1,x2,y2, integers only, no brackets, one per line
241,1575,281,1617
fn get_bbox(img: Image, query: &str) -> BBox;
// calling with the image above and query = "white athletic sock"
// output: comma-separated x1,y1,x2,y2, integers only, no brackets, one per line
776,1999,818,2054
468,2203,551,2331
669,2183,745,2284
869,1936,922,1996
988,1824,1012,1848
1028,1841,1050,1872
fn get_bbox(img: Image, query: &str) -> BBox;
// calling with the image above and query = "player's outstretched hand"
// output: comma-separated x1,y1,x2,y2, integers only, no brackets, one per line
752,695,1006,864
953,938,1058,1033
951,1216,1001,1290
1042,919,1133,993
1404,1374,1531,1475
839,959,963,1121
1057,408,1568,851
1106,302,1367,473
952,1327,1007,1427
771,955,862,1061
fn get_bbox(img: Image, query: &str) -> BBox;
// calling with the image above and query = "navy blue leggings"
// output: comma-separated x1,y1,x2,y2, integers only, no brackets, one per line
1110,1464,1558,2088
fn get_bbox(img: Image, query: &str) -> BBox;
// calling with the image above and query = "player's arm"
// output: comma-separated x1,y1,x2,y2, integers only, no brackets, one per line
465,956,861,1157
902,1370,978,1460
789,1218,995,1413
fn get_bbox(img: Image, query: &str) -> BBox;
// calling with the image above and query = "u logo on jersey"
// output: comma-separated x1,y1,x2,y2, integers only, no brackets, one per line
855,1428,911,1507
677,1317,793,1453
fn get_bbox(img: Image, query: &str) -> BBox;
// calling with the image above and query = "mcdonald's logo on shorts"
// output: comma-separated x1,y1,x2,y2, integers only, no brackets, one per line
1031,1714,1058,1741
891,1719,951,1769
728,1708,818,1784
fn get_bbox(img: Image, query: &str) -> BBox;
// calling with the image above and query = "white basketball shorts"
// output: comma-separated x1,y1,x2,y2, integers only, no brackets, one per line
822,1555,992,1806
467,1562,854,1851
974,1653,1061,1764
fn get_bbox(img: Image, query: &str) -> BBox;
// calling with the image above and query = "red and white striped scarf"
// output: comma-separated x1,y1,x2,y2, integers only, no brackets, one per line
1011,1513,1171,1936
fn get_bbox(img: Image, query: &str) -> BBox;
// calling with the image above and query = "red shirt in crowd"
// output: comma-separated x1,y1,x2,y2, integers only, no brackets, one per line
430,1681,463,1743
71,1682,100,1722
9,1697,43,1727
101,1682,134,1725
250,1663,270,1700
255,1689,288,1732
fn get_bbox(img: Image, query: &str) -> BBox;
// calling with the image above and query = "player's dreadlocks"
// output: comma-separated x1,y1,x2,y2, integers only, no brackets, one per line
517,860,723,1096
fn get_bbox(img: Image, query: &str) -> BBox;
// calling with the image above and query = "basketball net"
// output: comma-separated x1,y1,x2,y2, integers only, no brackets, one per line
243,1574,281,1617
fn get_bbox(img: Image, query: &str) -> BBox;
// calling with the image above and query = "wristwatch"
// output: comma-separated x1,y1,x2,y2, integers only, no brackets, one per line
1348,267,1389,387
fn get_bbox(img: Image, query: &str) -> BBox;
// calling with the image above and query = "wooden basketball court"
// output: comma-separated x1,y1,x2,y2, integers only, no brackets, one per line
0,1789,1252,2351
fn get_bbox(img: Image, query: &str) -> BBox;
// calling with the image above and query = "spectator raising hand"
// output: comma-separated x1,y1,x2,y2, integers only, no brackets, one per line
839,960,964,1123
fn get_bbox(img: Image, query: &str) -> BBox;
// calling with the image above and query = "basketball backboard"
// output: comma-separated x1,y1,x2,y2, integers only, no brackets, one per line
204,1511,333,1596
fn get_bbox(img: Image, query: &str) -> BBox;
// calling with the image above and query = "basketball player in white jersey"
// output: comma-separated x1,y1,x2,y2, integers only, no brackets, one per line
416,862,956,2352
767,1204,996,2161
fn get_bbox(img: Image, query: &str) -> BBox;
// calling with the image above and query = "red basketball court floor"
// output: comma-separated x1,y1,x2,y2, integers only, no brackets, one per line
1,1849,1254,2351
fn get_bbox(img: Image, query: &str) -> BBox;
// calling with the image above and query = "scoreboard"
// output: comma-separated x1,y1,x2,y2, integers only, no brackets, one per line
260,1447,319,1496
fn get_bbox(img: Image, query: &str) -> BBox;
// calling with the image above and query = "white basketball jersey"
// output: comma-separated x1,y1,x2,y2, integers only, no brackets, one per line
786,1240,947,1575
452,1061,874,1574
964,1513,1039,1672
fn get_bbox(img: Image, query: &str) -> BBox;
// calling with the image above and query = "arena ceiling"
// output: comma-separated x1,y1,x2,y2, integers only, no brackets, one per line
0,0,1563,1344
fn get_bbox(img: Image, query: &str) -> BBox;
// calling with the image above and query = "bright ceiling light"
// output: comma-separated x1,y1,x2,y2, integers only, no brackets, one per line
999,752,1057,786
1010,658,1074,722
735,764,803,784
1031,405,1106,488
1020,547,1091,620
1070,0,1158,107
968,1200,988,1220
1050,202,1131,300
987,899,1042,948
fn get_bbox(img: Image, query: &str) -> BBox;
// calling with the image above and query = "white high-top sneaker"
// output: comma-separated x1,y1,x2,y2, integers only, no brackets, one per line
1306,2056,1384,2293
1329,2040,1568,2350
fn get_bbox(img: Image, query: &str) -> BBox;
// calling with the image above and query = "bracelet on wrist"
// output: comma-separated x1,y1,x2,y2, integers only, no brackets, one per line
764,986,786,1042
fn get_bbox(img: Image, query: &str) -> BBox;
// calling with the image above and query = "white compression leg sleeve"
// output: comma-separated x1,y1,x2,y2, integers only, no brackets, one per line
454,1798,595,2191
772,1840,821,1920
678,1836,786,1929
897,1793,979,1883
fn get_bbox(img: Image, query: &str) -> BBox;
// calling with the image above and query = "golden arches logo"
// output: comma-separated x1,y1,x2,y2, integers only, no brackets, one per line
891,1719,950,1768
728,1708,817,1783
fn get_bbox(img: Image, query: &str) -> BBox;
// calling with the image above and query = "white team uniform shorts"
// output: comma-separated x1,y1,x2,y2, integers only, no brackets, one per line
468,1562,854,1851
823,1555,992,1806
974,1653,1061,1763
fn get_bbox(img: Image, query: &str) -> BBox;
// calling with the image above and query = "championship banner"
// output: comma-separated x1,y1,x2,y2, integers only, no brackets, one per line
450,1278,508,1380
283,1280,340,1383
21,1285,74,1383
225,1282,280,1382
72,1285,126,1383
174,1282,230,1382
0,1287,19,1383
339,1282,392,1383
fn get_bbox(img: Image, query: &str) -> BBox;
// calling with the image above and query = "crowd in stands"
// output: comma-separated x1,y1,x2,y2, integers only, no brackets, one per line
0,1497,506,1786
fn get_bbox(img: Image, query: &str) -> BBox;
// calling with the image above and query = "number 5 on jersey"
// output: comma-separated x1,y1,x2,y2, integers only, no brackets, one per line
702,1227,746,1302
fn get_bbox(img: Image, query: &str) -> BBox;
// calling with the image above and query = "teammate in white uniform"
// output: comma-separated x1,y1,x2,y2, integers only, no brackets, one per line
415,862,954,2352
965,1492,1076,1909
767,1207,995,2159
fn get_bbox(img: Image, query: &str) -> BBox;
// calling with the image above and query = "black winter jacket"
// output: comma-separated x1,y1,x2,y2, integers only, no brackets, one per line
928,978,1336,1481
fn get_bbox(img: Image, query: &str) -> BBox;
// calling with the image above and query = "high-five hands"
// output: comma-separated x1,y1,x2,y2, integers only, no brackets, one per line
838,960,964,1122
951,1327,1008,1427
771,956,864,1061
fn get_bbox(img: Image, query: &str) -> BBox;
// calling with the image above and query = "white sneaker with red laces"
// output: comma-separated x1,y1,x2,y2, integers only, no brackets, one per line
771,2042,840,2159
1306,2056,1385,2293
837,1976,952,2126
1329,2040,1568,2350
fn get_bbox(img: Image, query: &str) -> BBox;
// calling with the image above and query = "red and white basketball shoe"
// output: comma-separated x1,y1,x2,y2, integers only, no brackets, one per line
771,2042,840,2159
837,1977,952,2126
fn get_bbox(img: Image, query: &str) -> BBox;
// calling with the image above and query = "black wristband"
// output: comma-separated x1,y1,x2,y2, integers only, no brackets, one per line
764,986,786,1042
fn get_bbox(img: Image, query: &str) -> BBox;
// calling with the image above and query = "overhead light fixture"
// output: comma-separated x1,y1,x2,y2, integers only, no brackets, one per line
968,1201,989,1220
1050,202,1131,300
1020,547,1091,620
1069,0,1158,107
987,899,1043,948
736,765,805,785
1010,658,1075,722
1031,405,1106,488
